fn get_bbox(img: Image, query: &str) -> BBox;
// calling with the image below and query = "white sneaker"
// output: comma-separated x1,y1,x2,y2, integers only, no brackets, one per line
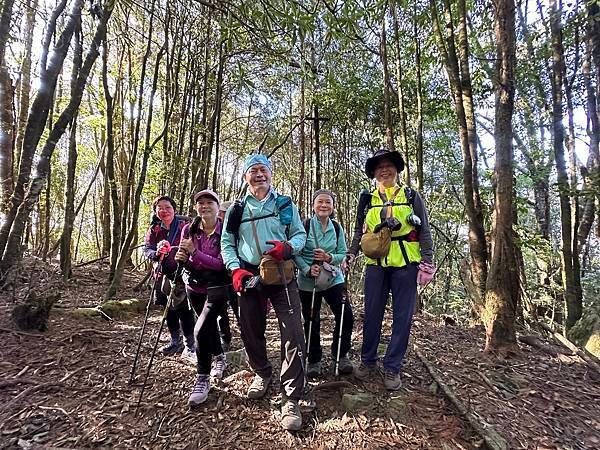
188,375,210,406
181,347,197,364
210,354,227,379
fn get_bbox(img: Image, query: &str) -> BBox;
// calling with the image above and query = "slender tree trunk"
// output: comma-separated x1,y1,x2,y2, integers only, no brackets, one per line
431,0,488,310
391,0,410,185
0,0,16,212
299,58,306,212
0,0,77,257
102,37,122,277
483,0,518,353
413,0,424,192
380,17,396,154
0,0,116,273
14,0,38,171
60,20,83,280
549,0,580,331
107,44,165,298
117,0,157,266
205,38,225,188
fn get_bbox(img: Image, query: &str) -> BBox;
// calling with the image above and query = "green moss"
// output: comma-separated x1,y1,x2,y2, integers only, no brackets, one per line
99,298,147,318
568,310,600,358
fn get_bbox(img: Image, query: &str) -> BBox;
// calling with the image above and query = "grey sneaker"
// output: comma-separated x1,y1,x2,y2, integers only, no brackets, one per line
306,361,321,378
161,339,184,356
247,374,271,399
210,354,227,379
280,398,302,431
383,370,402,391
181,346,197,363
188,375,210,406
336,356,353,375
354,362,377,381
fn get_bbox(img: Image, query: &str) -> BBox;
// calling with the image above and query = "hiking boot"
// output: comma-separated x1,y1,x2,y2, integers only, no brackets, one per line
188,374,210,406
336,356,353,375
210,354,227,379
181,346,197,363
247,374,271,399
280,398,302,431
354,361,377,381
306,361,321,378
161,339,184,356
383,370,402,391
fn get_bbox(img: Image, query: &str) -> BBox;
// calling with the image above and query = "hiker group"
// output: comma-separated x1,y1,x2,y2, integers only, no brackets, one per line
143,149,435,431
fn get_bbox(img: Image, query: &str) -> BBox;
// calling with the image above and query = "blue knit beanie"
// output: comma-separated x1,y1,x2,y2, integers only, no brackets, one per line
242,154,272,174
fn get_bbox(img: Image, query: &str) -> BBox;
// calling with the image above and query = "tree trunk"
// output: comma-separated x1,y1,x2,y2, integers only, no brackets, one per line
413,0,424,192
483,0,518,353
203,35,225,189
0,0,77,257
117,0,157,270
379,17,396,154
106,44,165,298
0,0,16,212
431,0,488,311
59,19,83,280
549,0,581,331
14,0,38,173
391,0,410,185
102,37,122,278
0,0,116,274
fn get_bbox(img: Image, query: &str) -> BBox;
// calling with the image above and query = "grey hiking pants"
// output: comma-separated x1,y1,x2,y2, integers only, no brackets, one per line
239,280,306,400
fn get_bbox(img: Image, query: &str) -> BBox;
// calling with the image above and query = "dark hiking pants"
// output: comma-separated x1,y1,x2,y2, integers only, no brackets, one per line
239,280,306,400
361,264,418,374
189,292,225,375
299,283,354,364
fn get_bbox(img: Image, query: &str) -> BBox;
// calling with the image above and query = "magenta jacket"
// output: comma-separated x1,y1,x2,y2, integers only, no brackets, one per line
181,218,230,294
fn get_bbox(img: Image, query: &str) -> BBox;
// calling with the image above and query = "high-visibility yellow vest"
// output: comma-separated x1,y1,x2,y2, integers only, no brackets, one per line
364,185,422,267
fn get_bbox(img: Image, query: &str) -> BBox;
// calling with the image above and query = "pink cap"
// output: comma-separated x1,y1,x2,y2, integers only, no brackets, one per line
193,189,220,204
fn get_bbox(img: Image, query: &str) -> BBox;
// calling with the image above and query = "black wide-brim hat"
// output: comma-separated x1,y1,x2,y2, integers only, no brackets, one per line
364,149,405,179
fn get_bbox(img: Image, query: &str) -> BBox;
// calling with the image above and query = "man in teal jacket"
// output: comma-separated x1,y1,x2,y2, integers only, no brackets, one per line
221,153,307,431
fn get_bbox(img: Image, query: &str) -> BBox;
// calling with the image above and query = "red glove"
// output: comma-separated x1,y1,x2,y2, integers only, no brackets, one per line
416,262,436,286
232,268,254,293
264,240,292,262
157,240,171,255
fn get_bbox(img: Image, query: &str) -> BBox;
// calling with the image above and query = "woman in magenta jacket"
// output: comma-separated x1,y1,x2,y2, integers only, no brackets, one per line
175,189,232,406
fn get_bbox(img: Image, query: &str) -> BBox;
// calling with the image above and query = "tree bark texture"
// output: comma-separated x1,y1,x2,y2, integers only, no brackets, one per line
60,19,83,280
0,0,15,212
549,0,581,331
431,0,488,311
0,0,77,258
484,0,518,353
0,0,116,274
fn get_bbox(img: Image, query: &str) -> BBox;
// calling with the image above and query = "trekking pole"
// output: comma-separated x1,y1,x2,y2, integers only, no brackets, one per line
336,260,350,377
335,295,346,377
306,283,317,365
134,263,184,416
129,254,164,384
277,263,306,377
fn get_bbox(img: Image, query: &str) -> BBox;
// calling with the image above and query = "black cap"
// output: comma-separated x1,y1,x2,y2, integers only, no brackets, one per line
364,149,405,179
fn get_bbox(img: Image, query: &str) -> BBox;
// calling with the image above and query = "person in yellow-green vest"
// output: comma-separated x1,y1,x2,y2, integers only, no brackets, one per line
346,149,436,390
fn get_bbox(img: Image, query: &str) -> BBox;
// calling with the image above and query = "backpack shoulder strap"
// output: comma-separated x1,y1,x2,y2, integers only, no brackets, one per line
404,186,416,206
303,218,310,234
331,219,341,242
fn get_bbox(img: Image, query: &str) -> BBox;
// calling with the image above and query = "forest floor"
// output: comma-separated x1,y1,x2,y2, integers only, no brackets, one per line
1,258,599,449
